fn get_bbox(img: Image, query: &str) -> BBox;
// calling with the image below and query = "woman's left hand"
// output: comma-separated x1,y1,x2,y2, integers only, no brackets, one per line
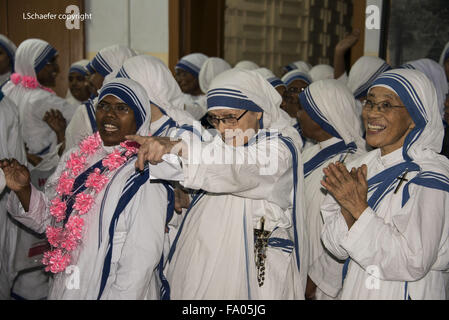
321,162,369,220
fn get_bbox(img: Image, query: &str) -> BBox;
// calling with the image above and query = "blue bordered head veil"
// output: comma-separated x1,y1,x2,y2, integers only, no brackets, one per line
370,69,446,165
97,77,151,136
0,34,17,72
299,79,366,152
13,38,58,78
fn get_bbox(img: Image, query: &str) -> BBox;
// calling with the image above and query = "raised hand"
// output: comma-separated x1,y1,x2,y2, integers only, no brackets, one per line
125,135,185,170
321,162,368,220
43,109,67,141
0,158,31,192
335,29,361,54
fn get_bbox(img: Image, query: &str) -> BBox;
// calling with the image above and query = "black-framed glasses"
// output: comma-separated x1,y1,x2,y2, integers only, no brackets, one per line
207,110,249,127
362,100,406,113
96,102,131,115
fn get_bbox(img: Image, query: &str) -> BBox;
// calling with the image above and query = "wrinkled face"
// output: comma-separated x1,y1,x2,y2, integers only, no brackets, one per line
281,79,309,118
89,70,105,93
69,72,90,102
95,95,137,146
0,46,11,75
207,109,262,147
175,68,200,95
37,55,59,87
363,86,415,156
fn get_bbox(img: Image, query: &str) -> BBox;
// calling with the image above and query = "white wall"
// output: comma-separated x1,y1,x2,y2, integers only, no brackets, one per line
84,0,169,65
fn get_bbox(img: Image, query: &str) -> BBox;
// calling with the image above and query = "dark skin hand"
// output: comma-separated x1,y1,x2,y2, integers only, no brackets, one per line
174,185,191,214
43,109,67,155
334,29,361,79
125,135,185,170
305,275,317,300
0,158,32,212
321,162,369,229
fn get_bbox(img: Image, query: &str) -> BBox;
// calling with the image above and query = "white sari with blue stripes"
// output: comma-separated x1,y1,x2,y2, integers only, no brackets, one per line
320,69,449,300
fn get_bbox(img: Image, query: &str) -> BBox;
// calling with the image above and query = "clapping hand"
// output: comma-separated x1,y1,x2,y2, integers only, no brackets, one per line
321,162,368,221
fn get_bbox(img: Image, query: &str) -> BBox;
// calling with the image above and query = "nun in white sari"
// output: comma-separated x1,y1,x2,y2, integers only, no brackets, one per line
296,79,367,299
0,35,16,86
2,39,77,182
131,68,309,299
0,92,29,299
320,69,449,299
5,78,178,299
184,57,231,120
175,53,208,109
64,45,136,152
65,59,90,106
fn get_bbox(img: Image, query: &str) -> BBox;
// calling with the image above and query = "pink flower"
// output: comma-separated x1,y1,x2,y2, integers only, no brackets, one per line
46,226,63,248
60,232,79,252
73,193,94,215
21,75,39,89
49,198,67,223
102,150,127,171
66,152,87,176
79,132,102,155
85,168,109,193
42,249,71,273
11,73,21,85
56,171,74,196
65,215,84,239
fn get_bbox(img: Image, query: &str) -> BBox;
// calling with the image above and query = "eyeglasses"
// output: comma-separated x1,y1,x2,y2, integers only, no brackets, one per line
287,86,306,94
96,102,131,115
362,100,406,113
207,110,249,127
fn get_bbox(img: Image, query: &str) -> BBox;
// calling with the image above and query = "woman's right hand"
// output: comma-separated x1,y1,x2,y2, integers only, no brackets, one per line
0,158,31,192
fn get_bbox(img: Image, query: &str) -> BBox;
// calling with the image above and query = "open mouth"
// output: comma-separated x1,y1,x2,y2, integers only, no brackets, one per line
367,122,386,134
103,123,119,133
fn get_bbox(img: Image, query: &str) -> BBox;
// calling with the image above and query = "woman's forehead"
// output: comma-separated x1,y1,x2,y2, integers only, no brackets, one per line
368,86,400,100
208,109,241,116
100,94,126,104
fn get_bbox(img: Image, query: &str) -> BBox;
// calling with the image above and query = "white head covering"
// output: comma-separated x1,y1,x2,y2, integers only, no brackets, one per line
439,42,449,66
2,38,58,105
281,69,312,87
206,68,307,289
309,64,334,82
207,68,300,142
175,53,209,78
283,61,312,74
234,60,259,71
299,79,366,151
97,77,151,136
0,34,17,72
402,59,449,118
253,67,286,89
11,38,57,79
116,55,195,125
370,69,447,166
87,44,136,78
199,57,231,94
347,56,391,99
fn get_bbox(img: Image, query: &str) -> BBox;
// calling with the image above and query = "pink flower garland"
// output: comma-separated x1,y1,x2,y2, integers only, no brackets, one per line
10,73,55,94
43,132,139,273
